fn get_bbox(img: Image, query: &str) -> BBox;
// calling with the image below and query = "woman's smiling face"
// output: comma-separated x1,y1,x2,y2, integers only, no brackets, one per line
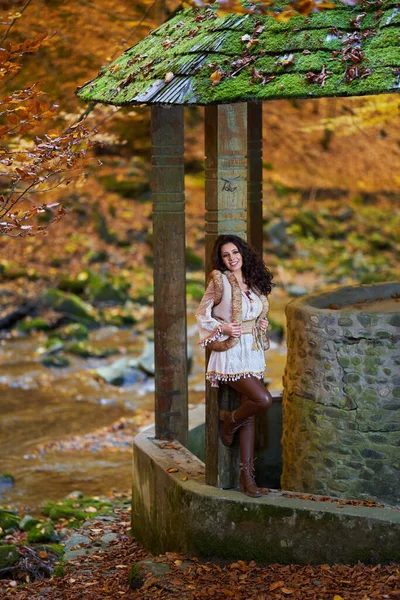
220,243,243,273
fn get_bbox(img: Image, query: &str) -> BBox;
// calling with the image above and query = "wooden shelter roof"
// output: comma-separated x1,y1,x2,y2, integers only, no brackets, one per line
76,0,400,106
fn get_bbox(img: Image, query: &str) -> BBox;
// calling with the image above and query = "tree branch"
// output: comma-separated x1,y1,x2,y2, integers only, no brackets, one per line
0,0,33,44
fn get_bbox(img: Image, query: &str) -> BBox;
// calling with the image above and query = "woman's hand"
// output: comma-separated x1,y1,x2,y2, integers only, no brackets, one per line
222,322,242,337
258,318,269,332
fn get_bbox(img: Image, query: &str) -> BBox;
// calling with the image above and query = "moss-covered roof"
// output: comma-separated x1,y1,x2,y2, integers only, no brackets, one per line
76,0,400,106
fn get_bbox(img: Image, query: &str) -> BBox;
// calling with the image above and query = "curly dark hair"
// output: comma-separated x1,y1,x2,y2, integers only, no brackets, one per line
211,234,274,296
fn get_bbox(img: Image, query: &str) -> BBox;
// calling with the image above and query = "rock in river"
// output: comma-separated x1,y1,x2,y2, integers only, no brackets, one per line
42,289,99,326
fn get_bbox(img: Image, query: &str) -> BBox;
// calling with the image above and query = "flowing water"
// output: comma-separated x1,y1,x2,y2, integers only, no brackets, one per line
0,297,287,511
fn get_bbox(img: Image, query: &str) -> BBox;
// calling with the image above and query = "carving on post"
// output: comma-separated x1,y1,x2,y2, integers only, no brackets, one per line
151,106,188,445
204,103,248,488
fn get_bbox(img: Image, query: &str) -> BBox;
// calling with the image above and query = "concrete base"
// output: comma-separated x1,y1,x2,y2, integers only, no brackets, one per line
132,425,400,564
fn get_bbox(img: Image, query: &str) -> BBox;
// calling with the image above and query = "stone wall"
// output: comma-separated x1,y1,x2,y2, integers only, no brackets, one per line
282,282,400,506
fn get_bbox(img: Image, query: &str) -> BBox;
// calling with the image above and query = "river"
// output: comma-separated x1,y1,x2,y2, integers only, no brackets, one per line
0,295,288,511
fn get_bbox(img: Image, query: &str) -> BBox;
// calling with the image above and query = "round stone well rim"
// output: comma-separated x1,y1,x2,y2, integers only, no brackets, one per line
285,281,400,316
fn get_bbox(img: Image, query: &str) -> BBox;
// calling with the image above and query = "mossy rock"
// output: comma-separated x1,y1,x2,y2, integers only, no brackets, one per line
56,323,89,341
86,272,130,305
0,544,19,569
85,250,109,264
18,317,51,333
42,498,113,524
132,285,154,305
0,260,25,280
0,509,19,531
27,521,55,543
42,289,99,326
53,564,65,577
57,275,87,295
65,341,118,358
100,305,137,327
128,562,145,590
19,515,41,532
41,354,70,368
36,543,64,557
43,337,65,353
291,210,323,239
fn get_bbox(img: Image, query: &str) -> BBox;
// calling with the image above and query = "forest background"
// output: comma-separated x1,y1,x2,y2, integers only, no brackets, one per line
1,0,399,300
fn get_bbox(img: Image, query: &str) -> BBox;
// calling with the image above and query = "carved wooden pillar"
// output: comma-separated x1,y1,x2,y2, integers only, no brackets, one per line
247,102,263,255
204,103,248,488
246,102,268,473
151,105,188,445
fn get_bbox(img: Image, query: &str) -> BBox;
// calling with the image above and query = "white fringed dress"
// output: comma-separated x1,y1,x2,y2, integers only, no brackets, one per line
196,272,268,388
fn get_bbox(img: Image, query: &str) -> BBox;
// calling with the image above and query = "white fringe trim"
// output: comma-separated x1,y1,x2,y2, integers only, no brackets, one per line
207,370,265,388
199,325,223,348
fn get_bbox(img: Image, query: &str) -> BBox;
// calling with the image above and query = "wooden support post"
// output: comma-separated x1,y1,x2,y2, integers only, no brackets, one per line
247,102,268,469
204,103,248,488
247,102,263,255
151,105,188,445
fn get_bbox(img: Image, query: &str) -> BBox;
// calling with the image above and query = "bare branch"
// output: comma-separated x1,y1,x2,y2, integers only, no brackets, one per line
0,0,33,44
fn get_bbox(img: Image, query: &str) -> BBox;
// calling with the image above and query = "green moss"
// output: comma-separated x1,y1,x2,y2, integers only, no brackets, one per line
18,317,51,333
128,563,144,590
42,498,113,524
65,340,117,358
77,0,399,107
40,543,64,557
0,544,19,569
0,509,19,531
57,323,89,341
27,521,55,543
53,564,65,577
42,289,99,326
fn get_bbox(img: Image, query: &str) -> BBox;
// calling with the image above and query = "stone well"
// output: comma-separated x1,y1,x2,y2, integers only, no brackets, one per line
282,282,400,506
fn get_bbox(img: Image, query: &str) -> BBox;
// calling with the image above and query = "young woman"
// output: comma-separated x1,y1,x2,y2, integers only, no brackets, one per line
196,234,274,497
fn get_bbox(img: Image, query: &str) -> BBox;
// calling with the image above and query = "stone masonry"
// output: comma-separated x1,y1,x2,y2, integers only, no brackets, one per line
282,282,400,506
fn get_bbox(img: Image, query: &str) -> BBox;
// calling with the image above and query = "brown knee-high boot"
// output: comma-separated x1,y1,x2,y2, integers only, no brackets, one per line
239,416,269,497
239,416,261,497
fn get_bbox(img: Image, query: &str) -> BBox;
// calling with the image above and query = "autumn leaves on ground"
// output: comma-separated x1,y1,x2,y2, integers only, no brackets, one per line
1,0,399,598
3,496,400,600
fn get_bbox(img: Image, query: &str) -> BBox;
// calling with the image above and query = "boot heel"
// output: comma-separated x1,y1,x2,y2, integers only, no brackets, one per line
239,461,262,498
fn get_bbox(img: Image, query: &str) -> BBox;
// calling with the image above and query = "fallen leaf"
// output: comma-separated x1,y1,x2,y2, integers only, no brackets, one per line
334,596,345,600
269,580,285,591
281,589,295,595
181,475,188,481
167,467,179,473
210,70,222,85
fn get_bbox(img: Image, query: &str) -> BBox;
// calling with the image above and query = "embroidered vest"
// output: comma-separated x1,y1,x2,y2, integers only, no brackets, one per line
207,270,270,352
